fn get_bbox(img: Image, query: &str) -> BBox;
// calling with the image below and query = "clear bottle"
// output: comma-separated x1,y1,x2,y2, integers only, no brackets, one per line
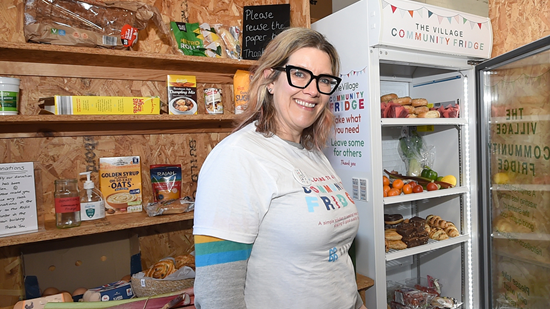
79,171,105,221
54,178,81,228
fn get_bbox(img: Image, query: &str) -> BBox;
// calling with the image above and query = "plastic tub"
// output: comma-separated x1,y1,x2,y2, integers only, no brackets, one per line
0,77,20,115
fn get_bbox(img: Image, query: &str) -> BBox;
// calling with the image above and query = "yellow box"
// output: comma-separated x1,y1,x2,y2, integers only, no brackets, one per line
99,156,143,215
41,96,160,115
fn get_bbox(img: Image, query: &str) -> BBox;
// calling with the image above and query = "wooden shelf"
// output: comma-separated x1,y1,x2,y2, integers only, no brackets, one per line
0,211,194,248
0,42,256,82
0,114,238,138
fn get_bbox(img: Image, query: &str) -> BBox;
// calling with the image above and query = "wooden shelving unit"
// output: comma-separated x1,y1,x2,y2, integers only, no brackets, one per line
0,211,194,248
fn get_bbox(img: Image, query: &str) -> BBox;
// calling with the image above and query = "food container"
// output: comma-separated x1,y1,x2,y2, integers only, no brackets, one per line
204,87,223,114
0,77,20,115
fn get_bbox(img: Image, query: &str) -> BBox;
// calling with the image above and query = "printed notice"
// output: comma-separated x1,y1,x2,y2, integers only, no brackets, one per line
0,162,38,237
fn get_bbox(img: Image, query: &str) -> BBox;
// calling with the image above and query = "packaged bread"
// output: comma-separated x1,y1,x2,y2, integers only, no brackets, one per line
214,24,242,59
145,196,195,217
24,0,175,50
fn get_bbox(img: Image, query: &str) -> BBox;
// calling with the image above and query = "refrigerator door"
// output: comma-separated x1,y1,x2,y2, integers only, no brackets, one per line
477,35,550,309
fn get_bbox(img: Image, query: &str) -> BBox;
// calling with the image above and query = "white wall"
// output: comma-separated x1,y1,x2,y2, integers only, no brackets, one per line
333,0,489,17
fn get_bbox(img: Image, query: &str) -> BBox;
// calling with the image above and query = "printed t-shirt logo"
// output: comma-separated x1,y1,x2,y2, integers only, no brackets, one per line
293,168,311,186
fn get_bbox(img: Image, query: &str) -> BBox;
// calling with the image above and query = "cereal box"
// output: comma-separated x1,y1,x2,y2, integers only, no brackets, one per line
99,156,143,215
40,96,160,115
167,75,197,115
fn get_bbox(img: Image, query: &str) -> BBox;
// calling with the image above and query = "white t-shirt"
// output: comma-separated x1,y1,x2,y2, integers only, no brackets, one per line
194,122,360,309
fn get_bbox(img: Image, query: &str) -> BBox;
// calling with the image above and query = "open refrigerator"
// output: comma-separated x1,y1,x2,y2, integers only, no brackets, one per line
313,0,491,308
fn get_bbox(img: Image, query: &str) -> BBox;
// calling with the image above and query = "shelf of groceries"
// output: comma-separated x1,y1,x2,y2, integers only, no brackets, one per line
0,42,256,77
383,186,468,205
386,235,470,261
0,209,194,248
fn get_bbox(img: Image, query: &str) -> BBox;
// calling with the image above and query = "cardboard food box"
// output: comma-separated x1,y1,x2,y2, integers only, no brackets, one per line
83,281,133,301
99,156,143,215
167,75,197,115
39,96,160,115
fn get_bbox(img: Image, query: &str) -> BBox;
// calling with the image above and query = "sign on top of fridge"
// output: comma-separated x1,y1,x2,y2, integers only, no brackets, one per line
370,0,492,59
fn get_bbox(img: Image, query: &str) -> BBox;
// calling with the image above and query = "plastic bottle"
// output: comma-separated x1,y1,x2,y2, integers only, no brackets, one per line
54,178,81,228
79,171,105,221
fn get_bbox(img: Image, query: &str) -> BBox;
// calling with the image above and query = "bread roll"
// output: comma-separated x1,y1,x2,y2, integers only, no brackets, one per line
418,110,440,118
381,93,398,102
393,96,412,105
414,106,429,114
403,105,415,114
411,98,428,106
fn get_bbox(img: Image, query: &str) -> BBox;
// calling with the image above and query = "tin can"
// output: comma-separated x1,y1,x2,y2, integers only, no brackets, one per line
204,88,223,114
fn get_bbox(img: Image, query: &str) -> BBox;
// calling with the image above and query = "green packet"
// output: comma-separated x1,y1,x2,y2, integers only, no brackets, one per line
170,22,207,56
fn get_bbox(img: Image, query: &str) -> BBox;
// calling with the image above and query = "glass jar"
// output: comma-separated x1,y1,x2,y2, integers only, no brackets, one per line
54,178,81,228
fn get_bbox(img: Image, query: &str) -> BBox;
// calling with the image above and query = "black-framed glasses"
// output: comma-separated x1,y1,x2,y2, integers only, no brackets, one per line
273,65,341,95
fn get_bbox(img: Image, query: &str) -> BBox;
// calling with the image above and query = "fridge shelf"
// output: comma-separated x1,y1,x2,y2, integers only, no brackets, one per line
493,231,550,241
383,186,468,205
491,184,550,191
386,234,470,261
381,118,466,126
493,249,550,270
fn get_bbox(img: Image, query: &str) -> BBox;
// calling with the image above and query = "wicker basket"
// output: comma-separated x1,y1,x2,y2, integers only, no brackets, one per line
131,276,194,298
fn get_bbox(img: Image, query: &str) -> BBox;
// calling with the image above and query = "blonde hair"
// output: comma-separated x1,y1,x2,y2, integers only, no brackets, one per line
234,27,340,150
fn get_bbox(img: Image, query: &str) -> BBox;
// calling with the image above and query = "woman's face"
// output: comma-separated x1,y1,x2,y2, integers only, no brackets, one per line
267,47,333,143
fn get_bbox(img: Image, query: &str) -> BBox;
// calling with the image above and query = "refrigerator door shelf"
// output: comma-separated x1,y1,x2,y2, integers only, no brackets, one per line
386,234,471,261
383,186,468,205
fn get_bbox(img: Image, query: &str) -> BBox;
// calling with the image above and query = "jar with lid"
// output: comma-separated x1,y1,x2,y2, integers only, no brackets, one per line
54,179,81,228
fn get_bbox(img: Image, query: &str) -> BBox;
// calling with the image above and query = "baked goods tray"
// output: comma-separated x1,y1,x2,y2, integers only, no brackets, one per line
386,234,470,261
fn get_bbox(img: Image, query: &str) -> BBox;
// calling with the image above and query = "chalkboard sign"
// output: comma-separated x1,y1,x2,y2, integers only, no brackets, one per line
242,4,290,60
0,162,38,238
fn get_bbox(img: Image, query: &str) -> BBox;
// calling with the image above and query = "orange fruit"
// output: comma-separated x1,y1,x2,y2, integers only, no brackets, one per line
383,185,391,196
392,179,404,190
388,188,400,196
402,183,412,194
383,176,390,186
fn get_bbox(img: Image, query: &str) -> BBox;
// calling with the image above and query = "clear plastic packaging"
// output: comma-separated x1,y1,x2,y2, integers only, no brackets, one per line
145,196,194,217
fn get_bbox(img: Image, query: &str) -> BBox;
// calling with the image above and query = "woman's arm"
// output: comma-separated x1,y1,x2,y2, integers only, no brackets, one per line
193,235,252,309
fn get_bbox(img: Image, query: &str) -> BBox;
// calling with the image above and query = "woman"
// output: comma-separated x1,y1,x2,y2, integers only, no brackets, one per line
193,27,365,309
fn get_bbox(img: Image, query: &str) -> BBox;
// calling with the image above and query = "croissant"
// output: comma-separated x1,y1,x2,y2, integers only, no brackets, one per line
424,224,431,233
427,215,450,229
445,224,460,237
145,259,176,279
429,228,449,241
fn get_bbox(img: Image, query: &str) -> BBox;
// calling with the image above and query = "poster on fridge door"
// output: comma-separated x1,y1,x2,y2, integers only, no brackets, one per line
377,0,492,59
327,68,367,170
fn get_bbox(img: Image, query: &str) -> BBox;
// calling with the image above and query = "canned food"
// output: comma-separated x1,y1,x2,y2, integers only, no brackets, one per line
204,88,223,114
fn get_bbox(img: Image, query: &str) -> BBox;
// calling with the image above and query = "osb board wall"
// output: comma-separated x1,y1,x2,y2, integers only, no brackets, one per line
1,133,228,221
0,0,310,51
0,247,22,308
0,0,309,304
489,0,550,57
